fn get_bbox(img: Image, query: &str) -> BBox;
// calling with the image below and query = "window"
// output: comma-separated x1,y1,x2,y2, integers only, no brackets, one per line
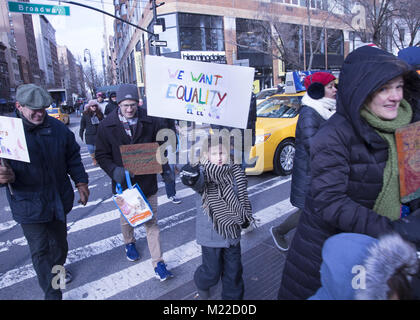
236,18,270,54
148,13,179,54
327,29,343,55
256,96,302,118
179,13,224,51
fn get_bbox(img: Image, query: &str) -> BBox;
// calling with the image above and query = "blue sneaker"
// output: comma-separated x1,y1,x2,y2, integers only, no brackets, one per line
154,261,174,281
125,243,140,261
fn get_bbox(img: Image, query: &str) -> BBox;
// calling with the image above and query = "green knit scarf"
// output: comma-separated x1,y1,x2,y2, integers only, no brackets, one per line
360,99,412,221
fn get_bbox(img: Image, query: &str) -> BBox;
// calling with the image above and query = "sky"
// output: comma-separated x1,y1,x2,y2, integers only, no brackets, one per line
35,0,116,70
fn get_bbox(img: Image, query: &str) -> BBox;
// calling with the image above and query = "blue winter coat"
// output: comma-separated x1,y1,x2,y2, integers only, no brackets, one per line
278,46,420,300
290,106,326,209
4,114,88,224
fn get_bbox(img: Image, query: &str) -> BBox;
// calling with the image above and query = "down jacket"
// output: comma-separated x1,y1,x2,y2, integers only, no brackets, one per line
290,105,326,209
278,46,420,300
4,113,88,224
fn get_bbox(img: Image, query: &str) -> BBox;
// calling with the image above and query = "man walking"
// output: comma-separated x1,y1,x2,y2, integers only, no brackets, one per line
95,84,174,281
0,84,89,300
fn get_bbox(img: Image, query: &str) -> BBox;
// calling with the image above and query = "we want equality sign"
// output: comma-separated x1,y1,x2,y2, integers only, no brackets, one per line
145,55,255,129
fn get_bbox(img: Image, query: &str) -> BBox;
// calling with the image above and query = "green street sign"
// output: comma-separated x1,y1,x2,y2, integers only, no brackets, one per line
8,1,70,16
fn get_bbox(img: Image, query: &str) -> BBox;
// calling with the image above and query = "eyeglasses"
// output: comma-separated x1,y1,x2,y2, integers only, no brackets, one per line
120,103,137,108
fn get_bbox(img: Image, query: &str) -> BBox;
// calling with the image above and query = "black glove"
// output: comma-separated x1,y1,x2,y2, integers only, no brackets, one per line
392,209,420,249
112,167,126,185
180,164,199,186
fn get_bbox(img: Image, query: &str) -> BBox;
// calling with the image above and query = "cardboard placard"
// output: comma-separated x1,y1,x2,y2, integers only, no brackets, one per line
145,55,255,129
396,121,420,203
120,142,162,175
0,116,30,163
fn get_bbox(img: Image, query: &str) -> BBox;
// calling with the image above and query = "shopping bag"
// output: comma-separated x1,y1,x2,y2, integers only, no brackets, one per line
113,170,154,227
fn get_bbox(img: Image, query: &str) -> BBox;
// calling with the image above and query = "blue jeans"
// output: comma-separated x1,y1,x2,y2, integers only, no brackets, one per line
161,163,176,198
87,144,95,155
194,244,244,300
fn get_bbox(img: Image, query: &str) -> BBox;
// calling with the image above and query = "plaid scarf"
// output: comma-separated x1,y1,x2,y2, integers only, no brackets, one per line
201,160,254,239
118,108,138,138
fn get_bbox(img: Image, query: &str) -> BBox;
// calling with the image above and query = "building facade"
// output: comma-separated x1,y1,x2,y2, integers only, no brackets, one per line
0,0,22,101
113,0,352,93
58,45,81,104
11,7,42,86
32,15,61,88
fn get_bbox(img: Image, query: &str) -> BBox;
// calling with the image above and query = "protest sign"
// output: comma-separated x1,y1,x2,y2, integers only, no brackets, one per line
145,55,255,129
0,116,30,163
120,142,162,175
396,121,420,203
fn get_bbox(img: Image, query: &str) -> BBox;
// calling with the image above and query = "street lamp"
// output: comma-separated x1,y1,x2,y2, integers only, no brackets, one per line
84,48,95,97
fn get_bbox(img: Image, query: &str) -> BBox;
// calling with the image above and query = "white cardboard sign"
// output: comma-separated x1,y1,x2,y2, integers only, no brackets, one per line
0,116,30,163
145,55,255,129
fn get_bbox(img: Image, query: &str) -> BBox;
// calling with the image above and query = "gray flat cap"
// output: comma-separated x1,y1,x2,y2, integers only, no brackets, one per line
16,84,53,109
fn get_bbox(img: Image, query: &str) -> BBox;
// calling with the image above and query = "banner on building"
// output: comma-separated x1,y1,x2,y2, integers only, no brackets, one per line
145,55,255,129
0,116,30,163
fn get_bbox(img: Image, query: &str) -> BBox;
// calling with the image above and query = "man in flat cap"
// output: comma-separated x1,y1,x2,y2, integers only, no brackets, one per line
0,84,89,300
95,84,174,281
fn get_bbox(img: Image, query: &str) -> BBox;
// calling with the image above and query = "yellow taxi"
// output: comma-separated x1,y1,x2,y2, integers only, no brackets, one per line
246,91,305,176
46,106,70,125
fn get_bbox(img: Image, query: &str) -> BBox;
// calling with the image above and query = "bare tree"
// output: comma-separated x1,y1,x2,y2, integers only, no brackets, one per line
76,55,103,97
391,0,420,49
332,0,397,49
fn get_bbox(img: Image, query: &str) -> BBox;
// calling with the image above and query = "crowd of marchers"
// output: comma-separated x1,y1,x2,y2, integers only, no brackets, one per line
0,45,420,300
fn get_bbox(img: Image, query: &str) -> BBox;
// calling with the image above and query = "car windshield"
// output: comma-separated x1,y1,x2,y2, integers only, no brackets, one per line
257,96,302,118
256,89,277,100
46,108,58,114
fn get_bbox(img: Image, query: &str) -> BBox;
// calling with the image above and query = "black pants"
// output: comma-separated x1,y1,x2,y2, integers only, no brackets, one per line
21,219,68,300
194,244,244,300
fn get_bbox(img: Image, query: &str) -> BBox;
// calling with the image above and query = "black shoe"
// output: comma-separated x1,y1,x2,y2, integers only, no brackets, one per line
195,288,210,300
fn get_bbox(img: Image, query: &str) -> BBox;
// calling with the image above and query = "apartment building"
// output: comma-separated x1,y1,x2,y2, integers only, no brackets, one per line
113,0,352,93
32,15,61,88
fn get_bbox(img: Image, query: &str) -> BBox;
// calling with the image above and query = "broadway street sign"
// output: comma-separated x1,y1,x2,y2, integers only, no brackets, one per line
8,1,70,16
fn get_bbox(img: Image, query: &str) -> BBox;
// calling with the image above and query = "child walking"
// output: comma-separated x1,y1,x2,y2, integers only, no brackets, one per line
180,139,254,300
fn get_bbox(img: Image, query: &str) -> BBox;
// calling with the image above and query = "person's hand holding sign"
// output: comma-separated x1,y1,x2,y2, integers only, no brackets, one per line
0,160,15,184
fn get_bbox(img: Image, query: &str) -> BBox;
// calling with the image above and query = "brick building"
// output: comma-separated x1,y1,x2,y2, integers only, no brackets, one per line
113,0,352,94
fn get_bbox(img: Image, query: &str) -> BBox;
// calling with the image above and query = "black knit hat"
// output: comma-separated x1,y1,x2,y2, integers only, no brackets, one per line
116,84,139,104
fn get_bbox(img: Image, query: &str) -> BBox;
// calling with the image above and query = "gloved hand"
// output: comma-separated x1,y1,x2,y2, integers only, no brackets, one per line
392,209,420,249
0,162,15,184
76,183,89,206
112,167,126,185
180,164,199,186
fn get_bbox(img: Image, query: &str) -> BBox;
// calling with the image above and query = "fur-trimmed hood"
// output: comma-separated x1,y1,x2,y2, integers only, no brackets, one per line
309,233,419,300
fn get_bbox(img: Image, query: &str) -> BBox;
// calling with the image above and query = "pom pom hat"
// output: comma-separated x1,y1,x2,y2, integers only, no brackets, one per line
304,72,336,100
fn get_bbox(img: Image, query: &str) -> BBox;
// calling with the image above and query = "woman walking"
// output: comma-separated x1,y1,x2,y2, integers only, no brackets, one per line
278,45,420,300
79,100,104,165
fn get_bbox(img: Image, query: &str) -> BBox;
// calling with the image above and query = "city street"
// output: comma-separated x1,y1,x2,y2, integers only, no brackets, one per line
0,112,297,300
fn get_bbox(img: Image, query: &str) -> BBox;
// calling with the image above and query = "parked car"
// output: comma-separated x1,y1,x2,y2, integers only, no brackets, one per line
245,91,305,176
46,106,70,125
255,87,278,105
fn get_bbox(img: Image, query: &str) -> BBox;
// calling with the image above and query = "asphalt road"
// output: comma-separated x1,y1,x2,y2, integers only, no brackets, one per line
0,112,295,300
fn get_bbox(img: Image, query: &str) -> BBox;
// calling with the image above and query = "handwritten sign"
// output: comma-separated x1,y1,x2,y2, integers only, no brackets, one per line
120,143,162,175
0,116,30,163
396,121,420,203
145,55,255,129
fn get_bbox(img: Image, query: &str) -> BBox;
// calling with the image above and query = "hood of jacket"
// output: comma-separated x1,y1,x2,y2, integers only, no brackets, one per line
336,46,415,148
